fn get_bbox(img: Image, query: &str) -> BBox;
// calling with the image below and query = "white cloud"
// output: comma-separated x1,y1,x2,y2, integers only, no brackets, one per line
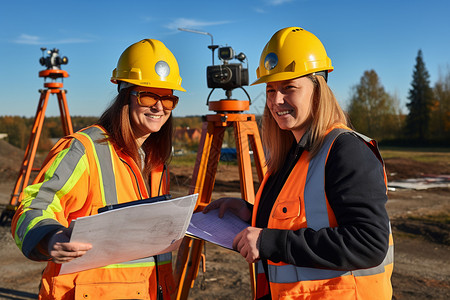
265,0,294,6
13,34,41,45
165,18,232,31
141,16,153,23
13,34,91,45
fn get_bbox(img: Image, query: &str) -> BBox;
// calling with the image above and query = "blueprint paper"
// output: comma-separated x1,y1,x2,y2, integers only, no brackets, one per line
186,209,250,250
60,194,198,275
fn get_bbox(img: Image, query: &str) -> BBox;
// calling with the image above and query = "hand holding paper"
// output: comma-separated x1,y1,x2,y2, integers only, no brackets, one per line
59,194,198,275
186,208,250,250
232,226,262,263
47,227,92,264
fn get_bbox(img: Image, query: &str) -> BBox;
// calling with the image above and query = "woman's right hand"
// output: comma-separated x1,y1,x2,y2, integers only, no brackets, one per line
203,197,251,222
46,227,92,264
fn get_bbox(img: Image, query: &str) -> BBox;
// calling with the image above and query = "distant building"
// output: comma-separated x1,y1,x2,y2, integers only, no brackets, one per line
174,127,201,143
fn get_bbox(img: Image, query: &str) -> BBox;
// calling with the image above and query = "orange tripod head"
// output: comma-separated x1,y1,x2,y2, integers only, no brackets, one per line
39,47,69,89
39,69,69,90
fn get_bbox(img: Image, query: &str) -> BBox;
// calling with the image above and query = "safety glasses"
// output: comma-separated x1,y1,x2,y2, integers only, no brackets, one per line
130,90,179,110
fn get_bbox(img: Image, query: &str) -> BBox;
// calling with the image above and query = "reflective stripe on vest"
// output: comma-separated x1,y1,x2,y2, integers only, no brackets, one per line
16,138,88,257
267,128,393,284
303,128,345,230
81,126,172,265
268,245,394,283
78,126,118,207
256,261,264,275
107,252,173,267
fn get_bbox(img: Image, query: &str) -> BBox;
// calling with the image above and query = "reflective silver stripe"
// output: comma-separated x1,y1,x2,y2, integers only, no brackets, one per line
17,139,86,242
268,264,350,283
352,131,372,143
122,256,156,264
256,260,264,274
267,245,393,283
352,242,394,277
268,128,392,283
114,252,172,265
33,139,86,211
267,129,351,283
83,127,173,266
304,128,348,230
157,252,172,263
81,127,118,206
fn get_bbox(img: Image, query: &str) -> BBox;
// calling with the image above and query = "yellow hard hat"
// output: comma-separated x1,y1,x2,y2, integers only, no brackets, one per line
252,27,333,85
111,39,185,92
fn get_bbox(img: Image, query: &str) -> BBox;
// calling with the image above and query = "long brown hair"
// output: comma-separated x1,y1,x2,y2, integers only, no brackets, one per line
261,75,349,173
97,87,173,180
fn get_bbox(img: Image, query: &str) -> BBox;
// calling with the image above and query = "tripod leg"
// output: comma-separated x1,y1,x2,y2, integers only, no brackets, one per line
234,120,256,203
175,114,267,300
56,90,73,135
245,121,267,183
233,118,267,297
175,120,226,300
9,90,50,207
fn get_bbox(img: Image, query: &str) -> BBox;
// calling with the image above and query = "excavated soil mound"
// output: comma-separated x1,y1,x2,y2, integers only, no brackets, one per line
0,140,25,182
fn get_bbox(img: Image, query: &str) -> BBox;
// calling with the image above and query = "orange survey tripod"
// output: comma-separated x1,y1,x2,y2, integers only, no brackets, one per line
174,94,267,299
0,67,73,224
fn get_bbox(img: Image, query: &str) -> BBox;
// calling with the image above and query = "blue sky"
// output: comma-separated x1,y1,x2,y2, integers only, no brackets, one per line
1,0,449,118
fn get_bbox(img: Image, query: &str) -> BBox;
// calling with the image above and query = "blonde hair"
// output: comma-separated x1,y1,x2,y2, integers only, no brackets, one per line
261,75,349,173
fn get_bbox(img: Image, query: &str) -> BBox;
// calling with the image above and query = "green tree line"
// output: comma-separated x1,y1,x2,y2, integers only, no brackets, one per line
0,116,98,151
347,50,450,146
0,115,206,152
1,50,449,151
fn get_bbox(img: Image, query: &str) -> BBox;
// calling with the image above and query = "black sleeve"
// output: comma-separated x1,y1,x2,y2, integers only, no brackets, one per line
258,133,390,270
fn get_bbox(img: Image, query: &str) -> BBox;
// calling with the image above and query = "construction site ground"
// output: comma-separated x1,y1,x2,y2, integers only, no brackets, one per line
0,139,449,300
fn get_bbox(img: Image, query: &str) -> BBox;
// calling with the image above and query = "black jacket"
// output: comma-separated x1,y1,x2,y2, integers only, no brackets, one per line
255,132,390,271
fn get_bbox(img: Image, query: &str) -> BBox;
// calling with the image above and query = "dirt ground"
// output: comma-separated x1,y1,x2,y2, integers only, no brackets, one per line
0,139,449,299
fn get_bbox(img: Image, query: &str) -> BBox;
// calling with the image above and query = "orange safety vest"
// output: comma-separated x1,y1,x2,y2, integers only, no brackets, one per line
252,126,393,300
12,125,175,300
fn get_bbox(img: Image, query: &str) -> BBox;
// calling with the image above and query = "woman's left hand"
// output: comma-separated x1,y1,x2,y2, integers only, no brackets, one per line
232,227,263,263
47,228,92,264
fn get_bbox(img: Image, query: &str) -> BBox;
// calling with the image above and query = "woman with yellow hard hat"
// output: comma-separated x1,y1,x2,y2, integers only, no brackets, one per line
204,27,393,299
12,39,184,299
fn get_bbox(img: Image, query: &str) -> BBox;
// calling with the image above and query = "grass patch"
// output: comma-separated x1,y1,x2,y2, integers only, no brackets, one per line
170,147,450,167
380,147,450,163
407,213,450,225
171,153,197,166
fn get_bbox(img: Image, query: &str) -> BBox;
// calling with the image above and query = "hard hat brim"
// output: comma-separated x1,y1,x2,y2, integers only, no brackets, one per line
251,67,333,85
111,78,186,92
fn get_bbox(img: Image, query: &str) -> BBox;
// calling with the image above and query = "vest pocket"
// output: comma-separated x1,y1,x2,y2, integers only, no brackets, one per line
278,289,356,300
74,281,150,299
276,276,357,300
272,198,300,219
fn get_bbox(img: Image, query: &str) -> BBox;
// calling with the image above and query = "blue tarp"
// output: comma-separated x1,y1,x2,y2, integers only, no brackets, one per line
220,148,237,161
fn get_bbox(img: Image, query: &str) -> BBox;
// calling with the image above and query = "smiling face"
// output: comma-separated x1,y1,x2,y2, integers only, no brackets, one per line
129,86,173,147
266,76,315,142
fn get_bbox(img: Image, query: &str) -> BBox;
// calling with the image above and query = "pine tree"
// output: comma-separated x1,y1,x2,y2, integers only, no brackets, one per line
404,50,434,141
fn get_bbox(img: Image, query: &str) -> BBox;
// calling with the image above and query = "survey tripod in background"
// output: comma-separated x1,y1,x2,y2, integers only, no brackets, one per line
0,48,73,225
173,44,268,297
